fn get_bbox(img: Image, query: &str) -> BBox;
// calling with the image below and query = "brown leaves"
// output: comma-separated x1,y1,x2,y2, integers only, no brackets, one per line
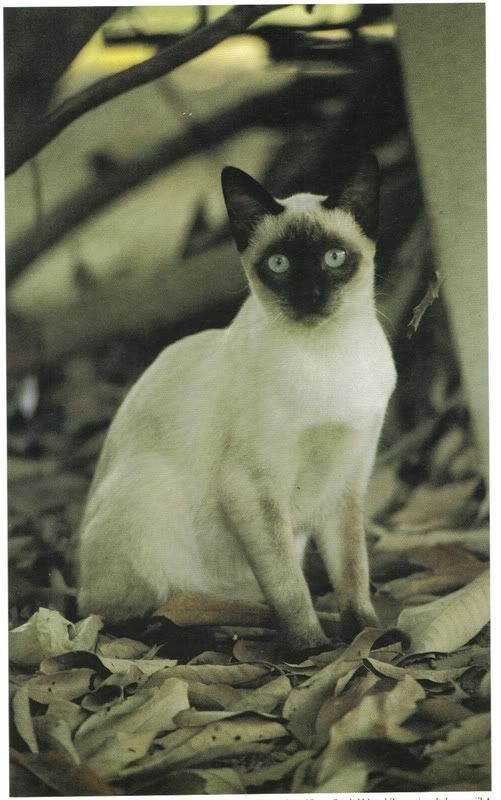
397,569,490,654
156,591,272,627
407,270,443,335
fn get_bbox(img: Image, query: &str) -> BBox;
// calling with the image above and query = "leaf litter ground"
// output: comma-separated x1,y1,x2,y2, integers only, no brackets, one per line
8,339,490,795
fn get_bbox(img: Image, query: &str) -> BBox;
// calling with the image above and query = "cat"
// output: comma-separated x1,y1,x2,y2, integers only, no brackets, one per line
77,155,396,650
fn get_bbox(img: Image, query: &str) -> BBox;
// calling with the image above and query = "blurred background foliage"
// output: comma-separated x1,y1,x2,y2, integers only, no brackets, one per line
5,4,446,436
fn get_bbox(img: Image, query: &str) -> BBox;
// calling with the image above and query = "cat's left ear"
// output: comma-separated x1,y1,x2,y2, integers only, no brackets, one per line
222,166,284,252
323,155,380,241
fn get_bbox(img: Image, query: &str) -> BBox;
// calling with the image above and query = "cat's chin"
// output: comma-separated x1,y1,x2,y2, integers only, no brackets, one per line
290,310,334,327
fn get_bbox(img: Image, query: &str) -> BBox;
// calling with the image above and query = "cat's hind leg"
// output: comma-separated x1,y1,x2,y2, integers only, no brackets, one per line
77,458,189,622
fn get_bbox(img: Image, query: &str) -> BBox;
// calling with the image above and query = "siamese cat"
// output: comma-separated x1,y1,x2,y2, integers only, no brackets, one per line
78,155,396,650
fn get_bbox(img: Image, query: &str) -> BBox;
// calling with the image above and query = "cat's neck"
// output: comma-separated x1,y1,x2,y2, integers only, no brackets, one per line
227,283,379,363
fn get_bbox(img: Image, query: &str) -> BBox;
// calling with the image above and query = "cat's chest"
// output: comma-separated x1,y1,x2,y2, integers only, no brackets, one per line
257,334,393,429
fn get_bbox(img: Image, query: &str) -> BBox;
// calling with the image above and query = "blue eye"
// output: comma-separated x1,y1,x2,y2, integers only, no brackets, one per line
324,247,347,269
267,254,290,273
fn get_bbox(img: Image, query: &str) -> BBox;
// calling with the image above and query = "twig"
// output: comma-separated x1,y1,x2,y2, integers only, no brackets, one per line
6,76,341,285
6,5,285,176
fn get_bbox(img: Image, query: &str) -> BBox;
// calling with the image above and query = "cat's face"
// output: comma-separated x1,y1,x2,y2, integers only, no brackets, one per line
222,157,379,324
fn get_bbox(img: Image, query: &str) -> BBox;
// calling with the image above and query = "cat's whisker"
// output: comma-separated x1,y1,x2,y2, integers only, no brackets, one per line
222,283,249,298
376,306,396,333
375,272,396,286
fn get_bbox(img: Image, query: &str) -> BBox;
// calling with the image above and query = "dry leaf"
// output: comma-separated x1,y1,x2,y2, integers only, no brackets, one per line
74,677,190,758
156,591,272,626
388,478,478,529
43,699,85,732
315,761,369,792
86,730,157,780
26,668,97,703
425,712,490,756
407,270,442,335
119,717,286,778
173,708,280,727
188,650,233,666
397,569,490,653
315,670,379,744
99,656,177,675
187,680,246,710
161,767,246,794
10,749,117,796
364,656,466,684
9,608,103,666
283,628,381,746
229,674,291,713
314,675,426,784
145,662,271,687
33,715,81,765
96,636,150,659
417,696,473,725
232,637,278,663
240,750,315,788
374,526,489,557
13,683,38,753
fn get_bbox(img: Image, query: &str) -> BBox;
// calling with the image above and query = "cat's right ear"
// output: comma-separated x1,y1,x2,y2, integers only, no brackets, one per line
222,167,284,252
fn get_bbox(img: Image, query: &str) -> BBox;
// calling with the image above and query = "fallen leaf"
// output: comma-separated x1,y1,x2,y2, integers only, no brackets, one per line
86,730,157,780
119,717,286,778
188,650,233,666
27,669,97,703
283,628,381,746
33,715,81,765
379,565,485,600
99,656,177,675
397,569,490,653
315,761,369,792
374,526,489,557
314,675,426,784
417,696,473,724
240,750,314,788
9,608,103,666
187,680,246,710
156,591,272,626
315,670,379,744
425,712,490,756
158,767,246,794
13,683,38,753
96,636,150,659
74,677,190,758
363,657,466,684
388,478,479,529
173,708,280,727
43,699,85,732
145,662,271,687
232,637,278,663
10,749,117,795
407,270,442,334
229,675,291,713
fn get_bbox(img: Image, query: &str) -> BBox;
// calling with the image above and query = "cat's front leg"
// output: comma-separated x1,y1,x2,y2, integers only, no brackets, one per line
315,488,379,641
221,464,328,652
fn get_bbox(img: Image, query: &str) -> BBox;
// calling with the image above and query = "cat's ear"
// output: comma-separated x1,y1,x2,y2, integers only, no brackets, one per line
222,166,284,252
322,155,380,241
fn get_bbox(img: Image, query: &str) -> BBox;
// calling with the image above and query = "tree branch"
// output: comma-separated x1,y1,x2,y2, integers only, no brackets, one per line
5,5,285,176
6,76,341,285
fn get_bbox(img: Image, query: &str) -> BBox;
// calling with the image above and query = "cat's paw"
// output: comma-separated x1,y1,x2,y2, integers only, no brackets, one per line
278,628,331,661
340,605,380,642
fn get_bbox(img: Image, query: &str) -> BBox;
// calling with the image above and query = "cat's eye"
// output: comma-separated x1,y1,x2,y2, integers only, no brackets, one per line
324,247,347,269
267,254,290,274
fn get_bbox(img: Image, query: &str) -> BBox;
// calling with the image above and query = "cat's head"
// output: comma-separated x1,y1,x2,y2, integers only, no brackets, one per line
221,156,379,324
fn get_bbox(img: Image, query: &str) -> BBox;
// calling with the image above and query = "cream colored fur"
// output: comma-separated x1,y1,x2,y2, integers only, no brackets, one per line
78,192,396,649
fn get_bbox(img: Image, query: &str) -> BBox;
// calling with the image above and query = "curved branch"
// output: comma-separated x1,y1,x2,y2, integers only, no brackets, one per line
6,5,285,176
5,76,343,285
